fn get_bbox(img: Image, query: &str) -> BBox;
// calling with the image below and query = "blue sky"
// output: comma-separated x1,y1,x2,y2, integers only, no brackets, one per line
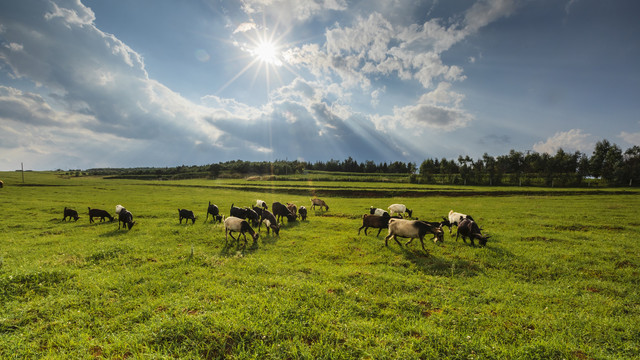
1,0,639,170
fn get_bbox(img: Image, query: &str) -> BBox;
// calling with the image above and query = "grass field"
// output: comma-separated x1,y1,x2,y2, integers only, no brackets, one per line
1,172,639,359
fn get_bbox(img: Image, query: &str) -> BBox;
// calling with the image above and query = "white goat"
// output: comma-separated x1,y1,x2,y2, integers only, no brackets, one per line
388,204,413,218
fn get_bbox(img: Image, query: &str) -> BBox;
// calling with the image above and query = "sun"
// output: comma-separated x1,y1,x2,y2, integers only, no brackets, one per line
252,40,282,66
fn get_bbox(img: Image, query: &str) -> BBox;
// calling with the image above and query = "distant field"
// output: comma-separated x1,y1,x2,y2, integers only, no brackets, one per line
1,172,639,358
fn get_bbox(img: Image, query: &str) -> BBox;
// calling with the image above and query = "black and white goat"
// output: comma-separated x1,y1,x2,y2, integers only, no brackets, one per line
369,207,390,217
224,216,259,246
116,204,135,230
255,199,268,210
258,210,280,236
442,210,474,235
385,218,443,253
298,206,308,221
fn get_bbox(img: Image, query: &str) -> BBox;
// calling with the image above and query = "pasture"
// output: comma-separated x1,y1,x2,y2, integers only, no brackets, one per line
0,172,639,359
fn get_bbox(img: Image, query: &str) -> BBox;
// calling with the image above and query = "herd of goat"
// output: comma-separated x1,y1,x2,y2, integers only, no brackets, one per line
61,197,489,252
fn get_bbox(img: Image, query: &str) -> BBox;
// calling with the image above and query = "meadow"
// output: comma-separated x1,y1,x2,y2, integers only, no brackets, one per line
0,171,639,359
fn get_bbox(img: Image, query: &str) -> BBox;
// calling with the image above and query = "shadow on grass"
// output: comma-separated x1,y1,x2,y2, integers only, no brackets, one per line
384,238,494,277
98,228,132,237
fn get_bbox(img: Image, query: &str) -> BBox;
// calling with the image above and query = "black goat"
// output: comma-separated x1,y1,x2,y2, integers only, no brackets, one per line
62,207,79,221
456,218,489,246
88,207,114,223
205,201,222,223
272,202,297,223
230,204,260,226
358,213,392,236
178,209,196,224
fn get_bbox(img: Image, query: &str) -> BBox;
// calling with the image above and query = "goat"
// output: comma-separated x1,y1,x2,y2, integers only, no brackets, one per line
230,204,260,226
224,216,259,246
62,207,79,221
272,202,297,223
178,209,196,224
358,213,392,236
255,199,268,210
369,207,389,217
258,210,280,236
205,201,222,223
252,206,265,220
298,206,308,221
286,203,298,219
456,218,489,246
388,204,413,218
443,210,474,235
115,205,135,230
385,218,443,253
0,179,3,188
88,207,114,223
310,198,329,211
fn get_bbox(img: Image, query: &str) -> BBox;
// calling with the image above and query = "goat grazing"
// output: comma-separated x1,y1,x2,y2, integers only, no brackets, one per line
224,216,259,246
369,207,389,217
178,209,196,224
230,204,260,226
62,207,79,221
258,210,280,236
255,199,268,210
88,207,114,223
298,206,308,221
286,203,298,219
388,204,413,218
115,205,135,230
443,210,474,235
456,218,489,246
205,201,222,223
272,202,297,223
385,218,443,253
310,198,329,211
358,213,392,236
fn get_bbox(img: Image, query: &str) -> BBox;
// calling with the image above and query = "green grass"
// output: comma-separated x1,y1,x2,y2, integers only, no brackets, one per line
0,172,639,359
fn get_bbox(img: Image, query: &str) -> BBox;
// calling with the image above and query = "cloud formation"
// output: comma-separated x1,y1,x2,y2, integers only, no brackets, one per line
4,0,604,170
532,129,594,154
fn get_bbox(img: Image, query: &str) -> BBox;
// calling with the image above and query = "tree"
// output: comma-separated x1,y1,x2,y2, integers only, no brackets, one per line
623,146,640,186
590,139,623,184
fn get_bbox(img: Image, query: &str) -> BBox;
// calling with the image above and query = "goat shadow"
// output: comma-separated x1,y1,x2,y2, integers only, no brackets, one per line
386,243,482,278
98,228,133,237
218,238,260,257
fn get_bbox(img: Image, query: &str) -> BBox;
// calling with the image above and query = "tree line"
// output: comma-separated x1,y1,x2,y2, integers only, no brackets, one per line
86,139,640,187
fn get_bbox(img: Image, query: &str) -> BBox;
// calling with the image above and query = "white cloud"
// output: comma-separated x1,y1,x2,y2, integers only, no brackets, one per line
233,22,256,34
241,0,347,22
619,131,640,146
532,129,594,154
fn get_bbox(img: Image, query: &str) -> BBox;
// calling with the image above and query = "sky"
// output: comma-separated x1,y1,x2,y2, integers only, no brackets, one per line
0,0,639,170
